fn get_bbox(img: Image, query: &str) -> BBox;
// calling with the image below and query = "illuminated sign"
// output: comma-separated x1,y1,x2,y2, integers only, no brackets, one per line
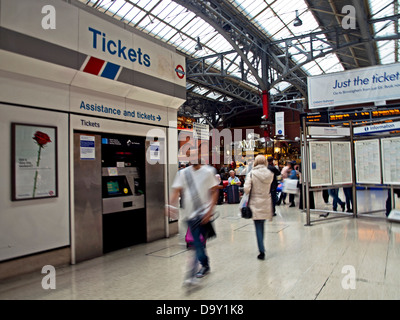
302,107,400,126
329,111,370,123
372,108,400,118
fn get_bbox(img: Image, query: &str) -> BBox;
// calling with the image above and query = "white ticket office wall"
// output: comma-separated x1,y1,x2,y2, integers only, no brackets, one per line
0,0,184,279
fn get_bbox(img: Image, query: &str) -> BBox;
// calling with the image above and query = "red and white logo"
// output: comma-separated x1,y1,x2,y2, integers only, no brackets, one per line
175,65,185,79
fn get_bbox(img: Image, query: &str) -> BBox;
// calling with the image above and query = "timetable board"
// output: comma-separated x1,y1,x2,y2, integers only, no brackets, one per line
331,141,352,185
309,141,332,186
354,139,381,184
381,137,400,185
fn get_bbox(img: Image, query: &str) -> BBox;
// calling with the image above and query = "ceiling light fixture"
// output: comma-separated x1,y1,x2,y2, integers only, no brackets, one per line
293,10,303,27
195,37,203,51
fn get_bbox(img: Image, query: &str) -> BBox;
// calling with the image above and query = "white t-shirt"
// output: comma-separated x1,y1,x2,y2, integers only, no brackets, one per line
172,165,219,219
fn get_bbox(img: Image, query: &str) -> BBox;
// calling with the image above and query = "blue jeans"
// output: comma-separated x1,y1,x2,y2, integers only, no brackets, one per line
254,220,265,254
328,188,345,211
188,218,209,270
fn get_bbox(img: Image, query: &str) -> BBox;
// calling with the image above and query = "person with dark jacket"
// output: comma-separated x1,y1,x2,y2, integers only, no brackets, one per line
288,161,299,207
267,156,280,216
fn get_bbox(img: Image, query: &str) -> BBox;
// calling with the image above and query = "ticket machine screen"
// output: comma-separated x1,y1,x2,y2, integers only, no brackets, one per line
102,176,132,198
107,180,120,195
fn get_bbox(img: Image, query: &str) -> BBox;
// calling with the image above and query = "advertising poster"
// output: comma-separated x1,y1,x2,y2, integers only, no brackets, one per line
12,123,58,200
308,62,400,109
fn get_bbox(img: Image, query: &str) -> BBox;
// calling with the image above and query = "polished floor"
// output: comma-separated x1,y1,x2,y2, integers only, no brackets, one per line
1,189,400,300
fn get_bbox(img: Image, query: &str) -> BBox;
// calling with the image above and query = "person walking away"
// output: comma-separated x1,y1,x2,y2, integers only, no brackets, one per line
288,161,298,207
322,189,330,204
267,156,280,216
243,155,274,260
343,186,353,212
277,161,291,205
321,188,345,217
167,148,219,284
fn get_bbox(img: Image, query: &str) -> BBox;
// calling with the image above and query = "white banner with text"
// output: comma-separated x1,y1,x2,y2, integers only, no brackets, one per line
308,62,400,109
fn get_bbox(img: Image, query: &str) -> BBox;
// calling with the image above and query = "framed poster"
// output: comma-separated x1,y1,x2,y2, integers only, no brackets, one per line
381,137,400,185
354,139,381,184
331,141,353,185
12,123,58,201
309,141,332,186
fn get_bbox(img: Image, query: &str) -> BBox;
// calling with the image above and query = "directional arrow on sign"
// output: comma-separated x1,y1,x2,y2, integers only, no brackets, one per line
157,115,161,121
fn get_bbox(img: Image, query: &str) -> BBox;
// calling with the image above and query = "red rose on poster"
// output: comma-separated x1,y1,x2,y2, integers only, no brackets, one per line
32,131,52,198
33,131,51,147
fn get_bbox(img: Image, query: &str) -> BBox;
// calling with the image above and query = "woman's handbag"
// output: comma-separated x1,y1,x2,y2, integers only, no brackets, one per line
241,204,252,219
241,173,253,219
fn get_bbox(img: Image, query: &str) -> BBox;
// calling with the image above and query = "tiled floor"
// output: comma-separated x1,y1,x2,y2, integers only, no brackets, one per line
0,189,400,300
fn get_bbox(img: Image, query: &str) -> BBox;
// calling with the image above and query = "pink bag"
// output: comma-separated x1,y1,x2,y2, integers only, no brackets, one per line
185,226,206,248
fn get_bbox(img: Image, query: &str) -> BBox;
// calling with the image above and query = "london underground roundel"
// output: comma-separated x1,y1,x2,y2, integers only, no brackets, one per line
175,65,185,79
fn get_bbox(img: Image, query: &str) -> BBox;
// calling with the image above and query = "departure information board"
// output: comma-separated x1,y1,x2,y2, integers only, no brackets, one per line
300,106,400,126
329,111,370,124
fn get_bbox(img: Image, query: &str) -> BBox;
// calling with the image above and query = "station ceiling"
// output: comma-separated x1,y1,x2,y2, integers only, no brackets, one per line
78,0,399,127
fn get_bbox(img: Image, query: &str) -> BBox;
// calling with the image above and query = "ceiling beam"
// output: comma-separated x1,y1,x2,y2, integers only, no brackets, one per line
351,0,377,65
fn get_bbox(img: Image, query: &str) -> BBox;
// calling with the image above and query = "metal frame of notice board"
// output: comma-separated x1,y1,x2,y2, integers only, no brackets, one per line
301,116,400,226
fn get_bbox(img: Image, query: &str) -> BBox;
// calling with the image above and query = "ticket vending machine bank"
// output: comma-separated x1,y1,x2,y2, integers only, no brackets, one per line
73,131,165,263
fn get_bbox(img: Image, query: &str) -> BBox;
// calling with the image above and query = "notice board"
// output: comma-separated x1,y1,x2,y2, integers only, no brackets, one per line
331,141,352,185
381,137,400,185
309,141,332,186
355,139,381,184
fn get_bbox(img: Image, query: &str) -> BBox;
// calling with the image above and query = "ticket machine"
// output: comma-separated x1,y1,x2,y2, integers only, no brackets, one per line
101,134,146,253
73,131,166,262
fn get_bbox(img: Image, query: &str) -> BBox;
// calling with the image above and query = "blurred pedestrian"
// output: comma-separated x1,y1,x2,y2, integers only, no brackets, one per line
267,156,280,216
288,161,298,207
321,188,345,217
277,160,291,205
167,146,219,285
343,186,353,213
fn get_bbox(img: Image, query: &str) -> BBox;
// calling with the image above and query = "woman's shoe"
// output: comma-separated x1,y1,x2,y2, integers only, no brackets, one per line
257,252,265,260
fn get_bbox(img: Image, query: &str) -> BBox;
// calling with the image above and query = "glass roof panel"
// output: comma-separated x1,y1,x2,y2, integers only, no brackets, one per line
149,1,173,17
368,0,397,64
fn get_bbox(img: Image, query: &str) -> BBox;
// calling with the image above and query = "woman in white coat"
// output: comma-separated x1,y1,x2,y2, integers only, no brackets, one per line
243,155,274,260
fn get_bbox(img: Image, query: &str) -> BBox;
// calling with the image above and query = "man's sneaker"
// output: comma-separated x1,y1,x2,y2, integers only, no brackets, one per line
183,277,200,287
196,266,210,278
